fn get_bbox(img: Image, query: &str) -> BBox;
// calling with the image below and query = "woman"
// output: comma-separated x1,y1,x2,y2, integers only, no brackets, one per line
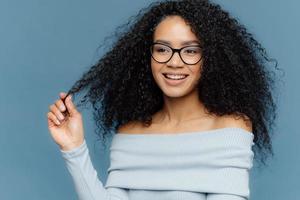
47,0,278,199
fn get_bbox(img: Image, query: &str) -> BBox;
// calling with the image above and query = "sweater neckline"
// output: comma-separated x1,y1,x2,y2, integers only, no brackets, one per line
116,127,253,137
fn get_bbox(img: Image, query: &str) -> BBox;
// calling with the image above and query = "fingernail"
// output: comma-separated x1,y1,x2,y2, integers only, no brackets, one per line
60,105,66,111
58,114,64,120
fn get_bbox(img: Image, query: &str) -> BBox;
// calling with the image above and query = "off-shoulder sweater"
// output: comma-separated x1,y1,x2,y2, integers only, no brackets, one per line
60,127,255,200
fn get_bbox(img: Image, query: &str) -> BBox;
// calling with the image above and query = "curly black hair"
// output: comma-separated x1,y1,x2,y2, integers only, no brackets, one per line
63,0,281,167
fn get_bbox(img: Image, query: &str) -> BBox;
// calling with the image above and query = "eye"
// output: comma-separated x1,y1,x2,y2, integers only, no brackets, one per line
153,45,171,54
157,48,167,52
186,49,196,54
182,47,201,55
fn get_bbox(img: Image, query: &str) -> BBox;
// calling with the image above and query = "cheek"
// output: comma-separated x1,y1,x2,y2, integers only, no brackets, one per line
188,63,202,77
151,59,162,75
188,65,202,87
194,68,202,79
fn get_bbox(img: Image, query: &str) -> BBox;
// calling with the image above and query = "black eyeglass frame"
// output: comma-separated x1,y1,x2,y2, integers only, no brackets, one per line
150,42,203,65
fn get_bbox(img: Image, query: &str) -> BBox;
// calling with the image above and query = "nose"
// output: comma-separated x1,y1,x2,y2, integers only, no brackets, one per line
166,51,184,67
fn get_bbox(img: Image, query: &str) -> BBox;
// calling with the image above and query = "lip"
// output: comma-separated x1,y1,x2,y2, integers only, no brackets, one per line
162,72,189,76
162,73,189,86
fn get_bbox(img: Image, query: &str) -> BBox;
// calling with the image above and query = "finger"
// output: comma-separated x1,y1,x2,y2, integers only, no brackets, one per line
47,112,61,126
59,92,68,100
49,104,65,121
47,113,56,127
55,99,66,112
65,94,78,116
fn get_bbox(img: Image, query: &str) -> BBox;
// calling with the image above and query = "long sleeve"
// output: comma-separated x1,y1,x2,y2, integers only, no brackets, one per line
60,140,126,200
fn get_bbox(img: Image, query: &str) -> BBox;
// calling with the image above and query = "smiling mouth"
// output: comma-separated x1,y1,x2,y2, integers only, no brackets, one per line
162,73,189,80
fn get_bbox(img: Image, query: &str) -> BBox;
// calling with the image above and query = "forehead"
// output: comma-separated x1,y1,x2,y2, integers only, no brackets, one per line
153,15,199,44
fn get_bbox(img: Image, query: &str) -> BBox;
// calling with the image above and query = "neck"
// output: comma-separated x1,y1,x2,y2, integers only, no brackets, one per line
155,90,211,126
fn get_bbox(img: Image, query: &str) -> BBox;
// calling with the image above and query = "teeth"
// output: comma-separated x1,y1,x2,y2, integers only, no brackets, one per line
165,74,187,80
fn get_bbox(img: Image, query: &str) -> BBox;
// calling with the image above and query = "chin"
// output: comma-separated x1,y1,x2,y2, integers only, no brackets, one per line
160,87,191,98
162,84,200,99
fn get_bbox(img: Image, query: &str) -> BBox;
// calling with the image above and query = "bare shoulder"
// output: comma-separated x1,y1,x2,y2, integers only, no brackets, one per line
116,120,143,134
216,114,253,133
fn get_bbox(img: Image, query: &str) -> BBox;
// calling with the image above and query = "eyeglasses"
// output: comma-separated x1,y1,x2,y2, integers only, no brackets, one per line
150,42,203,65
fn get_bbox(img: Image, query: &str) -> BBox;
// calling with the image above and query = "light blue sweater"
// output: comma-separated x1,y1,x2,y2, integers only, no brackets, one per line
60,127,255,200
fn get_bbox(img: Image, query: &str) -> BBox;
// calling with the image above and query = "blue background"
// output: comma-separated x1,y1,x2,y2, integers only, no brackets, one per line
0,0,298,199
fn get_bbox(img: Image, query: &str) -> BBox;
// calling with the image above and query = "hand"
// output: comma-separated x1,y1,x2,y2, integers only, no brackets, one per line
47,92,85,151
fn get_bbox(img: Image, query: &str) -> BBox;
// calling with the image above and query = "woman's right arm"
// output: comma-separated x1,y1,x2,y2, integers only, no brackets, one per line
60,139,125,200
47,92,126,200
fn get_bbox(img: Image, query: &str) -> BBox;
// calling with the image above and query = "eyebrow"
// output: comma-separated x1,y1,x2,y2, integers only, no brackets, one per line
154,39,201,46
